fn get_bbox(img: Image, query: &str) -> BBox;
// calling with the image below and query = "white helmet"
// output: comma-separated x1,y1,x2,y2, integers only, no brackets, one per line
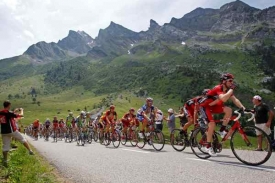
80,111,86,115
168,108,174,113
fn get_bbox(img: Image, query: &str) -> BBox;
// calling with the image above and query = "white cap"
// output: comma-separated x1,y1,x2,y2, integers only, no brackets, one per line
253,95,262,101
168,108,174,113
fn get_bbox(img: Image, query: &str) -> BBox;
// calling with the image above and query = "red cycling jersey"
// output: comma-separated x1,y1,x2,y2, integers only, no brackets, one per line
53,120,59,128
184,96,201,118
199,84,233,122
121,113,137,127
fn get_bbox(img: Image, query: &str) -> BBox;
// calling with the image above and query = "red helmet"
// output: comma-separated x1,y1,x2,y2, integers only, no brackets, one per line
110,105,115,109
129,108,135,112
220,73,234,81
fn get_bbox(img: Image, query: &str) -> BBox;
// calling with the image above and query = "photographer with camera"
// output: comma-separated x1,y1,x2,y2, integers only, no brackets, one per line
0,100,34,166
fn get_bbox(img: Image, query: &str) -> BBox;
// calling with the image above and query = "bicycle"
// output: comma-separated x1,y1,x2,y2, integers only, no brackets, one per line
65,127,74,143
121,124,138,147
102,123,121,148
77,128,86,146
137,121,165,151
53,127,58,142
44,127,50,141
190,110,272,166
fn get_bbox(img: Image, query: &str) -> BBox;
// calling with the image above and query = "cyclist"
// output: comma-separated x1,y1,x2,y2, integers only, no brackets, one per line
100,105,118,134
44,118,51,139
121,108,138,135
179,89,210,139
92,114,101,133
59,118,65,135
75,111,86,134
52,116,59,138
32,119,40,139
198,73,245,156
137,98,156,134
66,112,75,129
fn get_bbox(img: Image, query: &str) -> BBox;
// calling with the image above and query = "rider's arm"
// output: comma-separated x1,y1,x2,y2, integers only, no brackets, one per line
218,89,234,102
230,95,245,109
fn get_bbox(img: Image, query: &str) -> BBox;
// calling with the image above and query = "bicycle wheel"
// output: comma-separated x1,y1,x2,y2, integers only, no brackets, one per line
137,132,146,149
190,127,210,159
104,133,111,146
54,130,57,142
171,129,186,152
151,129,165,151
121,132,127,145
112,131,121,148
129,131,138,147
230,125,272,166
94,131,98,142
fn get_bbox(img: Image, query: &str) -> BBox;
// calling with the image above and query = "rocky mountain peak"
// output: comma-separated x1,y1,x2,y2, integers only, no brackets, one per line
57,30,94,54
220,0,259,14
149,19,160,31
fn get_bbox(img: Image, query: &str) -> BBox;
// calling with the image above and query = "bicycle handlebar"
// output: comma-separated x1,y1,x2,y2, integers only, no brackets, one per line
233,110,255,122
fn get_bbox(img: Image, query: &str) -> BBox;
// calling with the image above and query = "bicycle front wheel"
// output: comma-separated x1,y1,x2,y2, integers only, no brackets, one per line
129,131,138,147
151,129,165,151
171,129,186,152
112,131,121,148
230,125,272,166
137,132,145,149
121,132,127,145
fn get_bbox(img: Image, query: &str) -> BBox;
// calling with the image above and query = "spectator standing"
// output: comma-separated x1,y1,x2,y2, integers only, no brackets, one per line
164,108,176,143
252,95,274,151
155,108,164,131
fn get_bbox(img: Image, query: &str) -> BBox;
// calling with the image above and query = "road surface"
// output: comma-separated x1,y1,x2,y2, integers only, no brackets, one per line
26,136,275,183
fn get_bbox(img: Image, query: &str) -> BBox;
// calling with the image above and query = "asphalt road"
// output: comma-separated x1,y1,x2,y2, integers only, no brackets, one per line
25,135,275,183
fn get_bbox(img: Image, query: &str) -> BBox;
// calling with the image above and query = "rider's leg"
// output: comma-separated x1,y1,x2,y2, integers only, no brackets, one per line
182,117,193,137
140,118,148,132
220,106,232,132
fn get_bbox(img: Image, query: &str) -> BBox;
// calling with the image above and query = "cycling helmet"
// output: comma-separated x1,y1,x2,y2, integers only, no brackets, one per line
129,108,135,112
146,97,153,102
220,73,234,81
69,112,73,116
110,105,115,109
80,111,86,115
202,89,210,96
46,118,50,121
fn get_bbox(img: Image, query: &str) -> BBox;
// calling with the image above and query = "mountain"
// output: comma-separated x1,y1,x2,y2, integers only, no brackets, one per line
1,0,275,107
57,30,95,54
24,41,66,61
91,21,140,57
169,8,219,32
24,30,95,62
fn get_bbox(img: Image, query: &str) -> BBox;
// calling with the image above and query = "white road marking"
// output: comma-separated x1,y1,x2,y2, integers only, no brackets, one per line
186,158,211,162
186,158,275,172
122,148,150,154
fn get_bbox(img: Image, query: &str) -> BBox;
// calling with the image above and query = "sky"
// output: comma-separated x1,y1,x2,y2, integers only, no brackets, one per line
0,0,274,59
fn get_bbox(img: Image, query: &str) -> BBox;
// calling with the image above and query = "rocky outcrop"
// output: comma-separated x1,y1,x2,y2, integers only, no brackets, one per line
24,41,66,60
57,30,95,54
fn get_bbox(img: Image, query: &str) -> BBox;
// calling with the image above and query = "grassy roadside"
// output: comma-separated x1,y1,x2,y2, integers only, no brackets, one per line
0,138,66,183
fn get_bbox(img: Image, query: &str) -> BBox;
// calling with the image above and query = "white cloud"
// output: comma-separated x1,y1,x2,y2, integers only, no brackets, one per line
0,0,274,59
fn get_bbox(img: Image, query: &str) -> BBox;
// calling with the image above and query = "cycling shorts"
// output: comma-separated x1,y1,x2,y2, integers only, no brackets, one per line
45,125,50,129
183,103,195,118
199,104,224,123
